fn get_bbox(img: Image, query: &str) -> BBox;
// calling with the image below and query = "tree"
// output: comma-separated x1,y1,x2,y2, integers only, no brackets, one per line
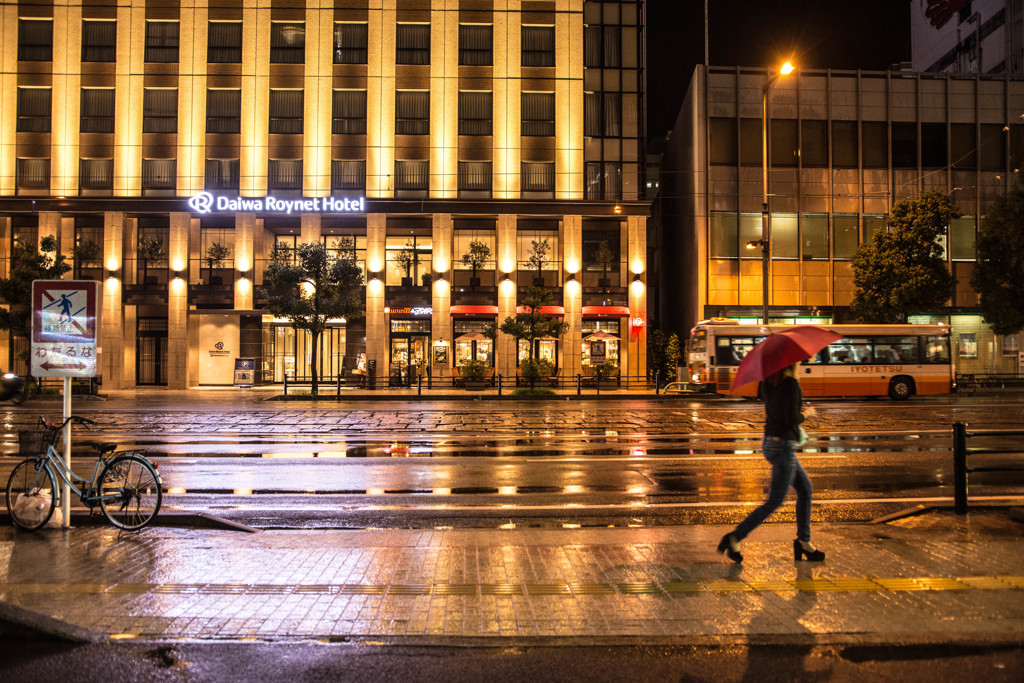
73,239,102,278
261,241,365,395
397,241,416,284
138,236,165,284
526,238,550,285
0,236,72,363
971,187,1024,335
647,329,683,385
593,239,614,286
850,191,957,323
461,239,491,285
204,242,231,287
498,285,568,388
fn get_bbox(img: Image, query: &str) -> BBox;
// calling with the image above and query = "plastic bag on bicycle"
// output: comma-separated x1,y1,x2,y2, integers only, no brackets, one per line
12,488,63,529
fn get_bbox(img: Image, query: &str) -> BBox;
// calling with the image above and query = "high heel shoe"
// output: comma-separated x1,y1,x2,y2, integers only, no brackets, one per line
793,539,825,562
717,533,743,564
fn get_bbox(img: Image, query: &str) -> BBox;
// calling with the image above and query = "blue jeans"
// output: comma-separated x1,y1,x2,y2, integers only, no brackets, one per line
732,436,813,543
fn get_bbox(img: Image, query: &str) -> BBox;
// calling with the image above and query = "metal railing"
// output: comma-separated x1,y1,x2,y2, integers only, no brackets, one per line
952,421,1024,513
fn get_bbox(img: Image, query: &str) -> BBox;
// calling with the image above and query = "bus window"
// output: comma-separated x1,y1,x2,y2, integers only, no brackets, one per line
691,330,707,354
715,336,764,365
827,338,872,363
924,335,950,363
873,337,919,364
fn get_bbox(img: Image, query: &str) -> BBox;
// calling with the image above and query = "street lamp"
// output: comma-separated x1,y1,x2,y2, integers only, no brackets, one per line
761,61,795,325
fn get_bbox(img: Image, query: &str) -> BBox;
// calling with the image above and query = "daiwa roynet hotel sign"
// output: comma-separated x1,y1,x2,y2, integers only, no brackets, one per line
188,191,366,215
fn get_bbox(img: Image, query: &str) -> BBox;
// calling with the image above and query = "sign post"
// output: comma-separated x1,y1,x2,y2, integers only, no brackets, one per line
31,281,101,528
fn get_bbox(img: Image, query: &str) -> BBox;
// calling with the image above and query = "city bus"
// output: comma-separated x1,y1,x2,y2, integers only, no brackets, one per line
687,319,954,400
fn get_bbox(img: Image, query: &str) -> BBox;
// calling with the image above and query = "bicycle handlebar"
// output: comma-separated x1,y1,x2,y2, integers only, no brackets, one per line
39,415,96,430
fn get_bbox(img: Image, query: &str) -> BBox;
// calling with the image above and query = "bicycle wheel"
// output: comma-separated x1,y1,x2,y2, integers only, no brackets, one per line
97,454,162,531
6,459,57,530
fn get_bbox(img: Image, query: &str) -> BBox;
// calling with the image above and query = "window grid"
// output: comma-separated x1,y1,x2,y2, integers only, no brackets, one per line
270,23,305,64
396,91,430,135
396,23,430,65
331,160,367,191
459,25,493,66
269,90,304,135
334,23,368,64
145,21,179,63
82,20,116,62
80,89,115,134
522,92,555,137
16,88,51,133
332,90,367,135
208,22,242,63
79,159,114,191
143,89,178,134
206,90,240,134
459,92,492,136
268,159,303,191
18,19,53,62
522,26,555,67
205,159,240,190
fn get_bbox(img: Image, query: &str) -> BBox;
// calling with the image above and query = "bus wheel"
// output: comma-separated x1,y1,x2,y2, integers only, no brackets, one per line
888,377,914,401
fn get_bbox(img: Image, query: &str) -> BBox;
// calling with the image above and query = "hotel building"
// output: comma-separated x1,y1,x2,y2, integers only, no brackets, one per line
0,1,648,388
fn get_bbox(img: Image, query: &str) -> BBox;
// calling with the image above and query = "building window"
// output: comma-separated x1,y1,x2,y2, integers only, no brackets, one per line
142,159,176,195
269,90,303,134
331,160,366,191
709,118,738,165
268,159,302,191
79,159,113,192
891,122,917,168
521,161,555,198
833,215,859,259
521,92,555,137
802,214,829,260
522,25,555,67
584,25,620,68
270,23,304,64
205,159,240,190
709,212,738,259
334,22,368,64
18,19,52,62
459,25,492,66
145,21,179,63
832,120,858,168
394,160,429,197
584,92,621,137
208,22,242,63
771,119,798,167
206,89,240,134
82,20,116,62
458,161,492,198
396,23,430,65
16,159,50,192
332,90,366,134
801,120,828,167
585,162,621,200
950,216,977,260
80,89,115,133
143,89,178,133
16,88,51,133
395,91,429,135
459,92,492,136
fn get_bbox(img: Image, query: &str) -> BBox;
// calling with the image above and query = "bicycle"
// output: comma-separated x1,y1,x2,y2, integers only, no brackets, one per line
5,416,162,531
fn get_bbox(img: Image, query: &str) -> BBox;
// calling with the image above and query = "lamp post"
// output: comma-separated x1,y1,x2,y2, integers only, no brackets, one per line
760,61,795,325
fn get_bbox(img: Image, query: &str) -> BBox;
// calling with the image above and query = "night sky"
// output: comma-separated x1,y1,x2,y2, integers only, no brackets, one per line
646,1,913,136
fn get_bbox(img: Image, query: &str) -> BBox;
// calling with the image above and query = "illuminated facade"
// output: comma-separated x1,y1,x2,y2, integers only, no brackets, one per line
0,1,647,388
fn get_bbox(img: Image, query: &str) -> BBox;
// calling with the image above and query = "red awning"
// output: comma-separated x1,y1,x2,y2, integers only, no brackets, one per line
515,305,564,316
582,306,630,317
450,305,498,316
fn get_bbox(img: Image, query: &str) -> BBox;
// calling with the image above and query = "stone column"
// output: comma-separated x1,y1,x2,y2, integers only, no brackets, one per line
432,214,452,380
235,213,256,310
365,213,387,385
562,215,582,380
167,213,191,388
300,213,321,244
627,215,647,380
101,212,125,389
496,214,518,379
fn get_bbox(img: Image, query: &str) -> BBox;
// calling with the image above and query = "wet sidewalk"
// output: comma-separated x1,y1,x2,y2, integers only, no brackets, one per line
2,511,1023,644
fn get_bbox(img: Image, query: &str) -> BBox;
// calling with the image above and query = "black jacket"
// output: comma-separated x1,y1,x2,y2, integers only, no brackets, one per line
761,375,804,440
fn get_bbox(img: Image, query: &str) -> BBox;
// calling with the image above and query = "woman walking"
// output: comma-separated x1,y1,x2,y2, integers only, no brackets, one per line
717,362,824,563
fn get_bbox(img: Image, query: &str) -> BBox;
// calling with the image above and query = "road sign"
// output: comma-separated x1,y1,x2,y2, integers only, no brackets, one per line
31,280,101,378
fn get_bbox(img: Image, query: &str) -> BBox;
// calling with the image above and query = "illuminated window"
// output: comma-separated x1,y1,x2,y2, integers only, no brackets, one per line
458,161,492,198
334,23,368,64
82,20,116,62
395,91,429,135
80,159,113,192
270,23,304,64
145,21,179,63
396,23,429,65
141,159,176,195
331,160,366,191
521,162,555,198
268,159,302,191
204,159,240,190
394,160,428,197
18,19,52,62
16,159,50,192
208,22,242,63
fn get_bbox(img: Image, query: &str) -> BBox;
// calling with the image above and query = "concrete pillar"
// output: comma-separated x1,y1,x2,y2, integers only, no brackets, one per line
59,217,75,277
101,212,125,389
562,215,582,379
431,214,452,380
235,213,256,309
38,213,61,248
496,214,518,378
167,213,191,388
300,213,321,244
627,215,647,380
366,213,387,384
0,218,10,367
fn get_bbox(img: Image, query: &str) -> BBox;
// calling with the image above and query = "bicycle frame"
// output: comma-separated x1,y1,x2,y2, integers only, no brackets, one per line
32,444,116,508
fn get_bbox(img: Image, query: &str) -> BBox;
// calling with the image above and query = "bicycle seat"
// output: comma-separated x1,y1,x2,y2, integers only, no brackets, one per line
82,441,118,455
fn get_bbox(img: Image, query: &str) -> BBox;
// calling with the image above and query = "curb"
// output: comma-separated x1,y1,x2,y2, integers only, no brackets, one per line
0,599,103,643
0,511,259,533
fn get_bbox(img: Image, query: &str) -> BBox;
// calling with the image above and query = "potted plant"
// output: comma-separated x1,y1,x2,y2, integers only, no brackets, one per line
397,241,416,286
594,239,614,288
526,238,550,287
138,236,165,285
73,239,102,279
594,358,618,381
205,242,230,286
421,272,432,286
460,358,489,389
461,239,491,288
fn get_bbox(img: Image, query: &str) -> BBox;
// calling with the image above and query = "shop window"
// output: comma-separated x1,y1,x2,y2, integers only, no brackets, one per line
79,159,113,192
141,159,176,195
80,89,115,133
516,339,558,367
16,158,50,193
206,89,240,134
772,213,799,259
74,223,104,277
335,22,368,64
143,89,177,133
771,119,798,167
710,118,738,165
394,160,428,197
458,161,492,198
522,25,555,67
517,231,559,283
522,162,555,198
18,19,52,62
269,90,303,134
331,160,366,191
205,159,240,190
396,91,429,135
16,88,51,133
208,22,242,63
522,92,555,137
459,24,492,66
801,120,828,167
332,90,366,134
395,23,429,65
739,213,762,258
270,22,304,64
832,214,859,259
200,227,234,281
862,121,887,168
268,159,302,192
801,214,829,260
453,231,496,286
145,21,179,63
832,120,858,168
385,234,431,286
709,212,738,259
82,20,116,62
458,91,492,135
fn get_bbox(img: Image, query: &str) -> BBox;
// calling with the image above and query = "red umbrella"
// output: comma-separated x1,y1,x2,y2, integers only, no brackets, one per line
731,326,844,390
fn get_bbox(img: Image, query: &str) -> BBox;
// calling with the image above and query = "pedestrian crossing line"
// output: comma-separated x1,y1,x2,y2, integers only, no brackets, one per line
3,575,1023,598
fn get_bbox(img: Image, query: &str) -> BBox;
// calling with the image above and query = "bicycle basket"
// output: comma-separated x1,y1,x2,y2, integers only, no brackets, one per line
18,428,57,457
